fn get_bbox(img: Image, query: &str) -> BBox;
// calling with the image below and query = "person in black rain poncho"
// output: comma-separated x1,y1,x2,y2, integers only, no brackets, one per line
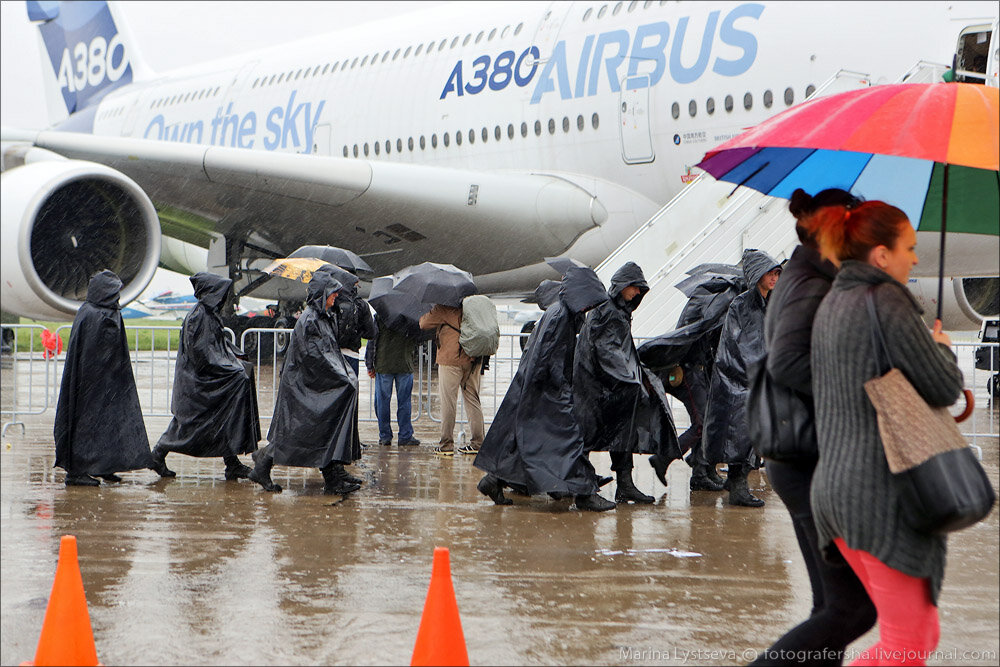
151,272,261,479
54,270,154,486
475,267,616,511
249,273,361,495
701,249,782,507
574,262,681,505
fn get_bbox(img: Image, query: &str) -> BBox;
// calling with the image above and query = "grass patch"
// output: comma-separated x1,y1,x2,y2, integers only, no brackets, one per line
4,318,185,354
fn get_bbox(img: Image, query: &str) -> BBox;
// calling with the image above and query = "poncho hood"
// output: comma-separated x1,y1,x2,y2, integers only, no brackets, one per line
85,270,123,309
190,272,232,311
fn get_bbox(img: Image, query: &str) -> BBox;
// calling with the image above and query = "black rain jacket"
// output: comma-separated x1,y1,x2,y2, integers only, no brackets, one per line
156,273,261,457
702,249,781,466
54,270,154,475
474,267,609,495
267,274,359,468
573,262,680,459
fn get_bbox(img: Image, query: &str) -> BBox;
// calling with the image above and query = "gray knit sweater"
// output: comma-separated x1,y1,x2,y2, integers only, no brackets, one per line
810,261,963,604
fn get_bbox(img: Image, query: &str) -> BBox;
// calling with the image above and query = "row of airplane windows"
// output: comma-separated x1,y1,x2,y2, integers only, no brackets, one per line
342,113,603,158
675,85,817,118
584,0,672,21
150,86,223,110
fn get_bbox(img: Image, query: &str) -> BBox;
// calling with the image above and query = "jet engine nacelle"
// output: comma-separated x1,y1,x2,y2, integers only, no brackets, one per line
1,160,161,320
908,276,1000,331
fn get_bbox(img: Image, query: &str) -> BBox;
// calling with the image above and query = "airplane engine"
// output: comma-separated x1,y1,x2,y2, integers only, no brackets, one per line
1,160,161,321
909,276,1000,330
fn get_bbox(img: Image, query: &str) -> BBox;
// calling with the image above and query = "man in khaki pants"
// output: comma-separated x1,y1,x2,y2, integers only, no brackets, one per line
419,304,485,455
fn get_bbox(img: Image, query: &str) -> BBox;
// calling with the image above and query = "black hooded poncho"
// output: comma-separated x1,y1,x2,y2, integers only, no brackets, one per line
573,262,680,459
156,273,261,458
54,270,154,475
702,249,781,467
474,267,609,495
267,274,359,468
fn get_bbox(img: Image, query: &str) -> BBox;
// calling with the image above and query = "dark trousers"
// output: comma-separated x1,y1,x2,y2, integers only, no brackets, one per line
667,366,710,467
752,458,877,666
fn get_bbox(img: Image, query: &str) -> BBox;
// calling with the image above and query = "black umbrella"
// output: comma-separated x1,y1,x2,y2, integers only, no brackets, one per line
289,245,374,277
544,256,587,276
368,289,431,339
393,262,476,307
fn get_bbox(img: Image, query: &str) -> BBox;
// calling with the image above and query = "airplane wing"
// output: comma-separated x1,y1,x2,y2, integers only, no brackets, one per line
3,128,606,284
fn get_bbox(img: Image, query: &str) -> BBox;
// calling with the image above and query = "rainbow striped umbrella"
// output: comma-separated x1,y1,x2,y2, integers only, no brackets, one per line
696,83,998,318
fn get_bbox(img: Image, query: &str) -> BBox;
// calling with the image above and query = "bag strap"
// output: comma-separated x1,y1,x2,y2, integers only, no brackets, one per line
865,285,892,376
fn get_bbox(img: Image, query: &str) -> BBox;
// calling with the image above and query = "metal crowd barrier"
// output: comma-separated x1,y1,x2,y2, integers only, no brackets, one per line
3,322,998,451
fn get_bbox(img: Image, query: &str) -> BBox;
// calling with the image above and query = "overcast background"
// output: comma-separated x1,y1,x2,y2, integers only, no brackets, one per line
1,1,448,300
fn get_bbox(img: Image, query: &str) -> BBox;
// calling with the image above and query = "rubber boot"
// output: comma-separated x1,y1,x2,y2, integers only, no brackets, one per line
727,464,764,507
65,473,100,487
615,470,654,504
477,474,512,505
648,454,669,486
223,455,252,481
341,466,364,486
689,463,725,491
149,445,176,478
575,494,616,512
249,451,281,493
321,464,361,496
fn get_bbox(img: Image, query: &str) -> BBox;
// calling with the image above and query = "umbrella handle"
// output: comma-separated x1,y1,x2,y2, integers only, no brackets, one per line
953,388,975,423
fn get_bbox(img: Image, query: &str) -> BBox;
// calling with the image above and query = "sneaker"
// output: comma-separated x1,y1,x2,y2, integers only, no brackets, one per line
398,438,421,446
434,444,454,457
457,444,480,455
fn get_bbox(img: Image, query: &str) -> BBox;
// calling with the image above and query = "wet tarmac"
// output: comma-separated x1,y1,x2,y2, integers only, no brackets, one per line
2,380,999,665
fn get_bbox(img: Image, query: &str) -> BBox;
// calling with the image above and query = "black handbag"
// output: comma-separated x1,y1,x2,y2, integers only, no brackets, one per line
747,354,818,461
864,287,995,534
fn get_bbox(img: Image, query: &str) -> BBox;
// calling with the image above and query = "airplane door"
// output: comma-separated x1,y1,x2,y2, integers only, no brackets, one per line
312,123,331,155
531,3,573,63
619,75,654,164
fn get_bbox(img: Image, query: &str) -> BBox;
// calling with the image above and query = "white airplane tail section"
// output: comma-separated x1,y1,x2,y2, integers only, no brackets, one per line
26,0,150,120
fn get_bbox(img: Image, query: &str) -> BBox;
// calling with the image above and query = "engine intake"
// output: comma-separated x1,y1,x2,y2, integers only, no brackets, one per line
1,160,160,320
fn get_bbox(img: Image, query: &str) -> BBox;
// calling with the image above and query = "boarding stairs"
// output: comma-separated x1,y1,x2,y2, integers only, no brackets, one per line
596,64,948,339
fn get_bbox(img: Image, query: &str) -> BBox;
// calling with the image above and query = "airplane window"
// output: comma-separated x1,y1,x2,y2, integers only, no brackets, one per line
577,115,584,130
397,138,403,152
404,47,412,58
725,94,734,112
519,122,527,137
535,120,542,136
374,142,380,155
515,23,523,36
382,51,390,63
583,8,593,21
364,143,369,156
644,0,654,8
598,5,608,19
482,127,489,142
415,44,424,57
343,146,349,157
744,92,753,110
805,84,816,98
332,62,340,72
763,89,773,108
322,64,329,75
350,58,358,68
268,75,276,85
488,28,497,41
287,70,294,79
393,49,400,61
303,68,311,77
444,132,450,147
277,73,285,84
295,69,302,79
562,117,570,132
431,134,438,148
476,31,484,44
408,137,414,151
689,100,697,117
628,1,638,11
439,40,447,52
463,34,471,46
456,130,463,146
706,97,715,114
671,102,680,119
353,144,359,157
614,2,623,16
252,79,259,89
502,26,510,38
592,113,600,129
659,0,668,5
469,129,475,144
362,55,370,67
494,126,501,140
784,87,794,106
313,65,322,76
548,118,556,134
451,36,460,48
420,136,426,149
507,124,514,139
385,140,391,154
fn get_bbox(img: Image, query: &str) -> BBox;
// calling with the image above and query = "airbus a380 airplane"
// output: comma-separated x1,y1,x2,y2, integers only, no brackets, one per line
1,0,997,330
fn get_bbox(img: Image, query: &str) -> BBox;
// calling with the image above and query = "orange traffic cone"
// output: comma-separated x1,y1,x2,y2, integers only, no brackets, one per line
411,547,469,666
22,535,100,666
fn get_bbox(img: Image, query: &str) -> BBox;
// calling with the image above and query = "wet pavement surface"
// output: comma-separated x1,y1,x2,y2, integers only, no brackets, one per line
2,366,999,665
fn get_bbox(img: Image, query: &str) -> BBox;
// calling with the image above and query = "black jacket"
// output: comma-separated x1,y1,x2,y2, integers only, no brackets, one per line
156,273,261,457
267,274,359,468
54,270,154,475
702,249,780,466
574,262,680,459
475,267,608,495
